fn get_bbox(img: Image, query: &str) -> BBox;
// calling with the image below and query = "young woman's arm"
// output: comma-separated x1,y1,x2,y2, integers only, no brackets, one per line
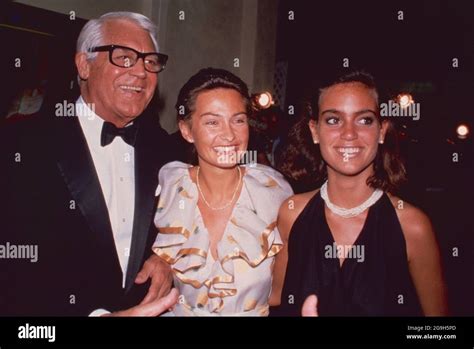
396,200,449,315
269,192,314,306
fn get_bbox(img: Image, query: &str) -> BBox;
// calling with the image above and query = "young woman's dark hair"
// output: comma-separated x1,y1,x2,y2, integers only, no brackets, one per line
276,71,406,193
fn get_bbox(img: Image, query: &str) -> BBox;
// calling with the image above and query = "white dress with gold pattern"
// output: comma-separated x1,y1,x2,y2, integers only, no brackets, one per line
153,161,293,316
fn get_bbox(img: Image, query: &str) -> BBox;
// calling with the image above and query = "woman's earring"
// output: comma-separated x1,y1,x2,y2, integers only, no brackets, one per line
379,139,384,144
313,139,319,144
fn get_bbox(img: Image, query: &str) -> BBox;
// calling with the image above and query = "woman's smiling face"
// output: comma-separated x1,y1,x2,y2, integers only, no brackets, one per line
309,82,387,178
179,88,249,169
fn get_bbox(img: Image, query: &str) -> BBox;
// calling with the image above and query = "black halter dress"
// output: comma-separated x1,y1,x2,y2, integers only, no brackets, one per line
272,192,422,316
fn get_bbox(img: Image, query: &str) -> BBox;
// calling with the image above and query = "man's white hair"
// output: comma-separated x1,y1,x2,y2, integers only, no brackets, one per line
76,11,159,60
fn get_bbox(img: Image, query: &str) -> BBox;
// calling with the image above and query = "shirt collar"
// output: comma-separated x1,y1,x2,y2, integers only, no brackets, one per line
76,96,104,148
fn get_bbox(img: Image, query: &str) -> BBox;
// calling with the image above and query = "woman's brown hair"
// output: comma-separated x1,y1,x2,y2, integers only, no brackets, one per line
276,71,407,193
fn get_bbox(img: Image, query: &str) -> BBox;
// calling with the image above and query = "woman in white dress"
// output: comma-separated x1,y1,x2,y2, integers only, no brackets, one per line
152,68,293,316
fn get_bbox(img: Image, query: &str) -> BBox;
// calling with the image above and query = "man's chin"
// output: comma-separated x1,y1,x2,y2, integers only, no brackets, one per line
110,113,140,128
119,108,146,121
116,100,148,115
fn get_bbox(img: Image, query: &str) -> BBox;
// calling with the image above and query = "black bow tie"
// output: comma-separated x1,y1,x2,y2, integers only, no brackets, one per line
101,121,138,147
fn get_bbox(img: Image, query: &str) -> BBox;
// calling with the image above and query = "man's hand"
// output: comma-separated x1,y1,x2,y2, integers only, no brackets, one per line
301,294,319,317
105,288,179,317
135,254,173,305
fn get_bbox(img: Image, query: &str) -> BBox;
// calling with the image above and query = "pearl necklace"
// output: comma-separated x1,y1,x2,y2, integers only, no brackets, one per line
320,180,383,218
196,166,242,211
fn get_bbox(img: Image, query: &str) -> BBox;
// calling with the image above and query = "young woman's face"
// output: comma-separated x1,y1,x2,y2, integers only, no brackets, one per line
179,88,249,168
309,82,387,178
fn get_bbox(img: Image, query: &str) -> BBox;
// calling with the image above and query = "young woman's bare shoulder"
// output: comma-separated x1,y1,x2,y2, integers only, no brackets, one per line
387,194,435,255
388,194,431,228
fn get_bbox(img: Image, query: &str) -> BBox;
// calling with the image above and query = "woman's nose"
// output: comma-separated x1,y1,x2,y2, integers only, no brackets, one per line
340,122,357,141
220,123,236,142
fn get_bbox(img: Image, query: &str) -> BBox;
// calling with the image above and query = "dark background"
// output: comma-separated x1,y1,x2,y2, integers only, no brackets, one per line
0,2,86,119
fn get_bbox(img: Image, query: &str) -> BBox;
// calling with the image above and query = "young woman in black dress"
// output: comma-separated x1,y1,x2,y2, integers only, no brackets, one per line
271,71,448,316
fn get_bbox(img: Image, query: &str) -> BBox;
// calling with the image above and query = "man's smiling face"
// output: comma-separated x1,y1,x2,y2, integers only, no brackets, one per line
76,19,158,127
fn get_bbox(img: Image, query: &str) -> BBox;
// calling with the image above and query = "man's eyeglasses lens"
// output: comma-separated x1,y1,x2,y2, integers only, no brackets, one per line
111,47,163,73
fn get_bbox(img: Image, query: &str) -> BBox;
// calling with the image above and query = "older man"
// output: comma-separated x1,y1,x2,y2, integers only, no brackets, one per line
1,12,177,316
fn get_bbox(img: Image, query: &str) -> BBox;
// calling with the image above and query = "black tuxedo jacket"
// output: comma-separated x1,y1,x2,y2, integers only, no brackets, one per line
0,106,172,315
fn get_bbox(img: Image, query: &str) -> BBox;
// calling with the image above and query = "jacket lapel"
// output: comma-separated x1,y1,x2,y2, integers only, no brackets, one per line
124,122,160,291
55,116,122,273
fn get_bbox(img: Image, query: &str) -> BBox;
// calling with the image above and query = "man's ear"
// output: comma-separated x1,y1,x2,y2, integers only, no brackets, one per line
75,53,90,81
178,120,194,143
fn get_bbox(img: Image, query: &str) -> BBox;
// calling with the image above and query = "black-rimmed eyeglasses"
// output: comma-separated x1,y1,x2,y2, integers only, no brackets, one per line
89,45,168,73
